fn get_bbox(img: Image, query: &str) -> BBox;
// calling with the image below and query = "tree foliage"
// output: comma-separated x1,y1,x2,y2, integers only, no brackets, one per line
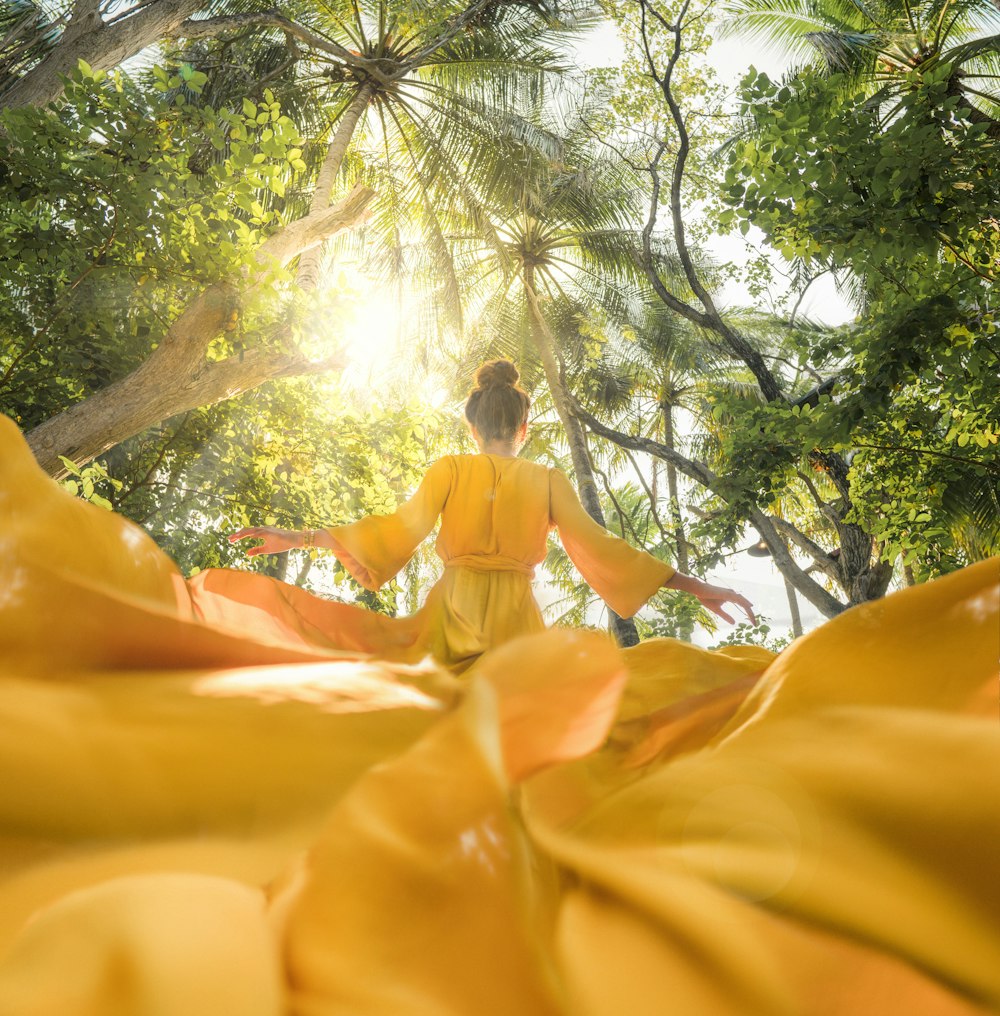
0,0,995,643
722,63,1000,576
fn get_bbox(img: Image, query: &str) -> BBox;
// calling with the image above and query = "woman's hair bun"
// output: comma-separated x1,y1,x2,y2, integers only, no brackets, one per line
465,358,530,441
475,358,519,390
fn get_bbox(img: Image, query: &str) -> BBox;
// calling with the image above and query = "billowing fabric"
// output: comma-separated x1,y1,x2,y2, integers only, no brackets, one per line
1,414,999,1016
193,453,675,670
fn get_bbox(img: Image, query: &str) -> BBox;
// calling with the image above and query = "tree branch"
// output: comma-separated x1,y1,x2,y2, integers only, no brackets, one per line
621,446,672,546
253,181,376,270
171,11,387,81
636,0,786,403
576,404,846,617
768,516,841,581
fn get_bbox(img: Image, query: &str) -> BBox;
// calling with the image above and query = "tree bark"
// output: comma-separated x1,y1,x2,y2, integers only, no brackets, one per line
661,400,689,573
661,399,694,640
782,572,803,638
835,515,894,605
577,406,848,618
635,1,892,610
27,184,375,477
296,81,377,289
2,0,203,110
523,271,640,647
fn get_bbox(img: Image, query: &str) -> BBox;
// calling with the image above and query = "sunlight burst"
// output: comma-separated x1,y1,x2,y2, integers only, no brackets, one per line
307,266,407,392
338,286,403,386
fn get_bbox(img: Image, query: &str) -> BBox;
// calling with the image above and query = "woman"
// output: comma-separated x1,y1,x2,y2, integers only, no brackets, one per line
229,359,755,670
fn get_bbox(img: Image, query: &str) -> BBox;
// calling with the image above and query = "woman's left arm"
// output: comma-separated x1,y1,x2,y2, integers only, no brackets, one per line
663,571,757,625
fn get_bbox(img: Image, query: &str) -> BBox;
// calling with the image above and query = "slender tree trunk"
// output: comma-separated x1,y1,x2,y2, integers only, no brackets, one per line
661,399,693,641
661,401,689,574
296,81,376,289
295,554,313,587
783,573,803,639
634,13,893,611
523,270,639,647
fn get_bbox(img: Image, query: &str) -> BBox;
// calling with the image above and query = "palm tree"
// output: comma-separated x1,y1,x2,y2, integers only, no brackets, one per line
18,0,592,474
451,119,655,644
721,0,1000,132
163,0,593,285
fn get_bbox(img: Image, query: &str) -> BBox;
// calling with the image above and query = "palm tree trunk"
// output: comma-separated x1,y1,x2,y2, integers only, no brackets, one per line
661,401,689,574
523,270,639,648
296,81,376,290
661,399,694,641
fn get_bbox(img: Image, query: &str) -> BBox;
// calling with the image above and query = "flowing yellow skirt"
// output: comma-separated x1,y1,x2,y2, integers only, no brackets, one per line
1,414,998,1016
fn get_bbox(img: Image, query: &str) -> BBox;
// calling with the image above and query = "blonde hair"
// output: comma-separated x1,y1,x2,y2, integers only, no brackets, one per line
464,359,530,443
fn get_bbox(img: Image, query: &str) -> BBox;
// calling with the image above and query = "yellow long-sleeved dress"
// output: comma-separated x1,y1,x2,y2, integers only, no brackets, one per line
189,453,674,670
1,414,998,1016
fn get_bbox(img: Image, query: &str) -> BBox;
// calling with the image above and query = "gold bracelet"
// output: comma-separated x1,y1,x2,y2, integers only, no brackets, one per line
302,529,315,550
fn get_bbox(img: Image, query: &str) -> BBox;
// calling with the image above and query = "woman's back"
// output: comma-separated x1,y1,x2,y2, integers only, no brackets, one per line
436,454,551,572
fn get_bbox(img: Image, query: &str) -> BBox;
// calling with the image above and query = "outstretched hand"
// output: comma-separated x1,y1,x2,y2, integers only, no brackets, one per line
693,580,757,626
229,526,301,557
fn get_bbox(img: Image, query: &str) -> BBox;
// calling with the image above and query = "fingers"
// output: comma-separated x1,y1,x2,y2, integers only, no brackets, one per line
710,604,735,624
736,596,757,625
705,595,756,627
229,528,271,556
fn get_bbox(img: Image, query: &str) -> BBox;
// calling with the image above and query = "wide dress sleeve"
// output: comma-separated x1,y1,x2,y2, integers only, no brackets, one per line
549,467,675,619
324,458,452,591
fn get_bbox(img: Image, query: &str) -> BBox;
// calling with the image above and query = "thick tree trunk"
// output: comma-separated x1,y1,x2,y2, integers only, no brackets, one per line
27,185,375,477
835,517,895,605
2,0,203,110
523,271,640,647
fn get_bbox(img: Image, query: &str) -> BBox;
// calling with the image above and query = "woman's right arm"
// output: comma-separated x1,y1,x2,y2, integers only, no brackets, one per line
229,458,453,588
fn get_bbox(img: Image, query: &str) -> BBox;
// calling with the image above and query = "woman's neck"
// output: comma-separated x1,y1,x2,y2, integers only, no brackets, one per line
479,440,518,458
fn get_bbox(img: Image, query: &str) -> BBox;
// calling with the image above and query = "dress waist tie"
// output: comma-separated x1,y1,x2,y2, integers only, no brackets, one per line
443,555,535,578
